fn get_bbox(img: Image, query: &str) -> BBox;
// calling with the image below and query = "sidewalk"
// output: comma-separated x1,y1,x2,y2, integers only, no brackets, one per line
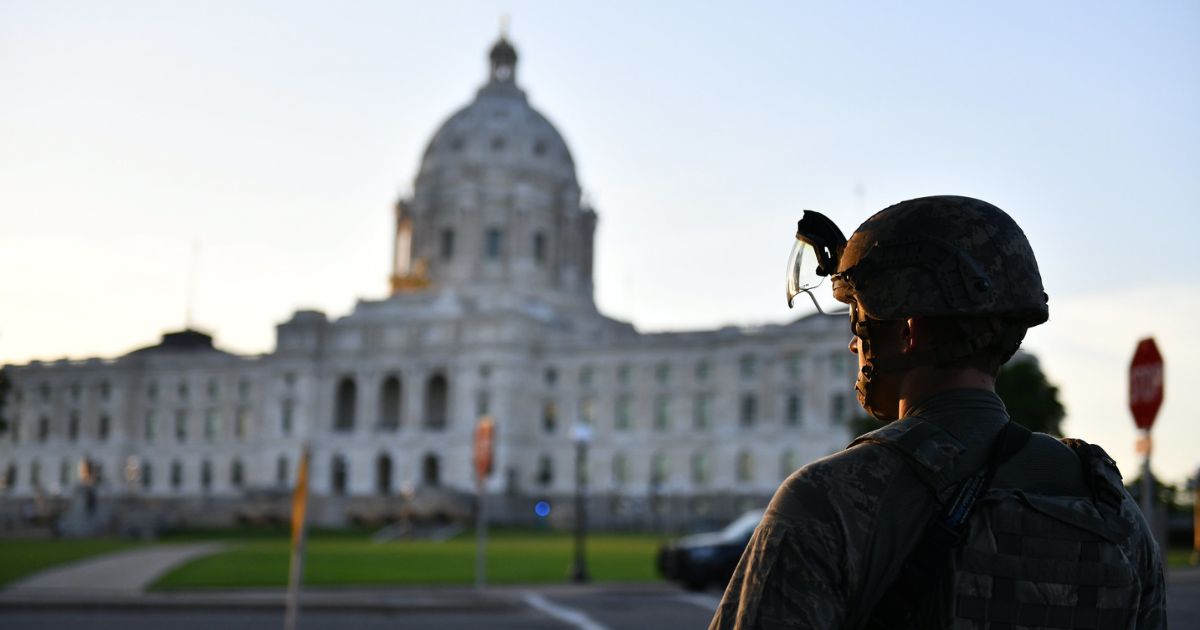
3,542,226,596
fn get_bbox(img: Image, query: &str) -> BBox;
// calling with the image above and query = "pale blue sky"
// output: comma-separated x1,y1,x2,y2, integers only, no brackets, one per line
1,1,1197,481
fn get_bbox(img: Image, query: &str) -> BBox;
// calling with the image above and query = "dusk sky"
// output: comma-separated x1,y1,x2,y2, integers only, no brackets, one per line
2,1,1197,482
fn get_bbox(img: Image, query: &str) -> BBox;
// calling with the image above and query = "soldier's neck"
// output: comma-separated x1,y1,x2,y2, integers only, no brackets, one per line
897,367,996,418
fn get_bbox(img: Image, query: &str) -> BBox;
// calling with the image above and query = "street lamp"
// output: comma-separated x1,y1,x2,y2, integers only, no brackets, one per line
569,422,593,583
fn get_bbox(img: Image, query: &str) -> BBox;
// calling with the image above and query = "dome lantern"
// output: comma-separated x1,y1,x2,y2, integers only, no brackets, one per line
489,36,517,83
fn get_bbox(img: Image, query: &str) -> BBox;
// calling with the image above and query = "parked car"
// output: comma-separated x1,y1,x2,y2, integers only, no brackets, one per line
657,508,764,591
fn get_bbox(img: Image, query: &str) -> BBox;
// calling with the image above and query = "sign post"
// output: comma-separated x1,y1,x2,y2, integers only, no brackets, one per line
284,444,311,630
1128,338,1164,541
473,417,495,589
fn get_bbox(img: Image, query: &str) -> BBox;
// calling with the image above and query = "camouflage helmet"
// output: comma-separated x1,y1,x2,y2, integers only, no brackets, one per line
831,195,1049,326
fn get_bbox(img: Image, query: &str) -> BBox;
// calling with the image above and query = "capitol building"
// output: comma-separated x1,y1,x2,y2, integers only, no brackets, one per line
0,37,855,531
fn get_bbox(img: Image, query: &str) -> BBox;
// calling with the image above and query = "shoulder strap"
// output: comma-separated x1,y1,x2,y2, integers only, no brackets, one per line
866,421,1031,630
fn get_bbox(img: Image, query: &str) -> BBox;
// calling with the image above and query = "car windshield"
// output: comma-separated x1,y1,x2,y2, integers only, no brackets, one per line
719,509,764,540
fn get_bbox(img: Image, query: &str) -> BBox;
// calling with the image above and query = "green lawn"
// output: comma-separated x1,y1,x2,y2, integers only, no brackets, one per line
0,539,138,586
1166,547,1197,569
152,531,665,590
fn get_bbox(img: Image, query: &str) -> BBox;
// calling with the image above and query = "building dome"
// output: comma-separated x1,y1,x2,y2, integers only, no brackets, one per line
392,36,597,309
415,38,578,192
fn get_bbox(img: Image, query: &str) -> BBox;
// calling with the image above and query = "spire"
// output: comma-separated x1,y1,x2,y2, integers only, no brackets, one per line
488,19,517,84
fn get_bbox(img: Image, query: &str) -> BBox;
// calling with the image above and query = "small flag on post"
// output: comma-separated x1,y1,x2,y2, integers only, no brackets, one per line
284,444,310,630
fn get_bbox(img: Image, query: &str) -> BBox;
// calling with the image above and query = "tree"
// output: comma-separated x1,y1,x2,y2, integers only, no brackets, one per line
846,354,1066,438
995,357,1065,436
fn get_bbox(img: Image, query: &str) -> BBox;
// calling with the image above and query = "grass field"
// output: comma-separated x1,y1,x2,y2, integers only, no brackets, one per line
151,530,666,590
0,539,138,586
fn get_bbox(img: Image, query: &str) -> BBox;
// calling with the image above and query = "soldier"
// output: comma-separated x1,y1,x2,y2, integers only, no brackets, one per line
711,196,1166,629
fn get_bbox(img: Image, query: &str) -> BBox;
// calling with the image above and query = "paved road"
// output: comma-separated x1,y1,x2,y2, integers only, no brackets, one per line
5,543,225,595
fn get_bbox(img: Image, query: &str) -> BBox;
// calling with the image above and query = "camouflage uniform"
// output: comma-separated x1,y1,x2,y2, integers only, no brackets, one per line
709,389,1167,629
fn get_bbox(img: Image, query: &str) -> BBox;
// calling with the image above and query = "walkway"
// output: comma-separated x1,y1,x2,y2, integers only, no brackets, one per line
4,542,225,595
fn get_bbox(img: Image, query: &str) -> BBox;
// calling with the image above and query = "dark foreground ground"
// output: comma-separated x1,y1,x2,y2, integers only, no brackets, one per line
0,576,1195,629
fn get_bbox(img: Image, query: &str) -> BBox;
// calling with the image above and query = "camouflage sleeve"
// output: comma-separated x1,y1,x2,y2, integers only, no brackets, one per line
709,501,848,629
1134,523,1167,629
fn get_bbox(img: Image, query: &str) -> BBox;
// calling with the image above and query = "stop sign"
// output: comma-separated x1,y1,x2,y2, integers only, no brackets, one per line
1129,338,1164,430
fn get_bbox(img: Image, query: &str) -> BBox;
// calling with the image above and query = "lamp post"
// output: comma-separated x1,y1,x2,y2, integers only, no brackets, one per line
569,422,592,583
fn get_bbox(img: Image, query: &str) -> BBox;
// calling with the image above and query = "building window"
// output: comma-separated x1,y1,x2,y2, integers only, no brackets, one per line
694,360,711,382
276,456,289,487
485,228,503,260
614,395,631,431
376,453,392,495
230,459,244,488
440,229,455,260
204,409,218,442
533,232,547,265
3,464,15,492
691,452,711,486
786,393,802,426
475,390,490,417
200,459,212,492
60,460,71,489
206,379,219,400
281,399,294,435
178,381,189,401
331,454,348,496
422,453,440,486
786,353,802,378
543,367,557,387
175,410,188,442
651,452,669,487
616,364,630,386
237,379,250,400
38,382,50,403
739,354,758,379
424,373,448,429
654,362,670,385
736,451,754,483
536,455,553,487
780,450,799,479
380,375,402,430
284,372,297,388
170,460,183,490
740,394,757,428
30,459,40,489
234,408,249,440
10,418,19,443
99,381,112,401
693,394,712,431
146,381,158,401
542,400,557,434
579,396,596,426
335,377,357,432
832,393,850,424
579,365,594,388
144,411,156,442
612,453,628,486
68,411,80,441
69,382,81,402
653,395,670,431
38,416,49,442
141,461,153,490
98,414,110,441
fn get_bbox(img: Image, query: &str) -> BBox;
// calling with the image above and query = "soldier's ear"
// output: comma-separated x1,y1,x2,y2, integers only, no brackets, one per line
902,317,930,354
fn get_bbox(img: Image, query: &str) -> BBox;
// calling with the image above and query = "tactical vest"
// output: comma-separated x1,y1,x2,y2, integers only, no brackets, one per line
854,417,1142,630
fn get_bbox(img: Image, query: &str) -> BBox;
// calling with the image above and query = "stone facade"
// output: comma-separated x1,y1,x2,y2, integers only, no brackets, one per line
0,37,856,531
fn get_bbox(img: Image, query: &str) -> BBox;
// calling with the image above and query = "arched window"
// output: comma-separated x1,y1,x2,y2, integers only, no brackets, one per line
612,452,628,486
651,452,669,487
276,456,289,487
376,453,393,495
533,232,547,265
780,449,798,479
379,375,402,430
424,373,448,429
335,377,357,431
691,452,711,486
422,453,440,487
736,451,754,483
331,454,348,495
98,414,110,441
200,459,213,492
230,459,244,488
536,454,553,487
